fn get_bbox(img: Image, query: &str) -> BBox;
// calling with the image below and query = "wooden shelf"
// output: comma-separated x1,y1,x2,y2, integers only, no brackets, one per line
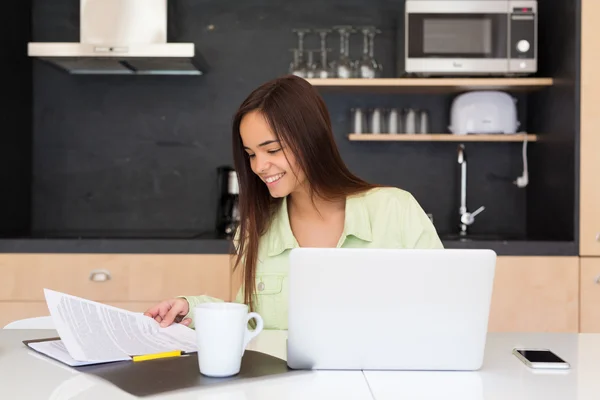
306,78,553,93
347,133,538,142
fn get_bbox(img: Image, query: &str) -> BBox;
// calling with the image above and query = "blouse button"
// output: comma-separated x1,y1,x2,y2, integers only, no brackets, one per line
257,282,265,292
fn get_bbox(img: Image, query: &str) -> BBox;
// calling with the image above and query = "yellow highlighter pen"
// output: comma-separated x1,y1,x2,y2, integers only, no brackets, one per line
132,350,183,362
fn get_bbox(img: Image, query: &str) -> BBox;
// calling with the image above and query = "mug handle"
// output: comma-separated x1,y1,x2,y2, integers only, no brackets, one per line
242,312,264,352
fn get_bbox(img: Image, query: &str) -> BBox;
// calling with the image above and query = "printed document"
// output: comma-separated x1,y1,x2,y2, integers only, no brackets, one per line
27,289,197,366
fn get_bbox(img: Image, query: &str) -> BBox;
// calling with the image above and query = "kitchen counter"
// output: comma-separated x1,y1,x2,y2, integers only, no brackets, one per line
0,237,577,255
442,239,577,255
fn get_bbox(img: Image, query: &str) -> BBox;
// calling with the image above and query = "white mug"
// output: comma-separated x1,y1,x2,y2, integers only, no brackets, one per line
194,302,264,377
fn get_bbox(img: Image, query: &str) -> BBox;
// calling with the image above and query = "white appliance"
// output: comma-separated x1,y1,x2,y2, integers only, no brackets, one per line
449,91,520,135
402,0,537,76
287,248,497,371
28,0,205,75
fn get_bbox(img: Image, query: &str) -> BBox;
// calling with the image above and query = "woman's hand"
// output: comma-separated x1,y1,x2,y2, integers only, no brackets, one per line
143,298,191,327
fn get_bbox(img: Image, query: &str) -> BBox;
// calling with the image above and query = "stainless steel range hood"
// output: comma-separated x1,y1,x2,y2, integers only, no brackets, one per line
28,0,205,75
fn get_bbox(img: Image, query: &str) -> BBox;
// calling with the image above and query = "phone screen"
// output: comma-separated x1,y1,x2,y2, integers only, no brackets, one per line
516,349,566,363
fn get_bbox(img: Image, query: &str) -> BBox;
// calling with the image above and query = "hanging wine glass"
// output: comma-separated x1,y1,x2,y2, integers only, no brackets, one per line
344,27,358,77
357,26,377,78
313,28,335,78
290,28,310,78
368,28,382,77
332,25,355,79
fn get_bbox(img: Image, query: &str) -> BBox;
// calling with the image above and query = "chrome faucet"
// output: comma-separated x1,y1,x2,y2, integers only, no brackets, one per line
457,144,485,236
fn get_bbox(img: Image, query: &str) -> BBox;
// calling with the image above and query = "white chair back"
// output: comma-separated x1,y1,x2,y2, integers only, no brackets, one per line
3,316,55,329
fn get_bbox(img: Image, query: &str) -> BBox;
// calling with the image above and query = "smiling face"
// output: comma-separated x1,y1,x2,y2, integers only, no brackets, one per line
240,110,306,198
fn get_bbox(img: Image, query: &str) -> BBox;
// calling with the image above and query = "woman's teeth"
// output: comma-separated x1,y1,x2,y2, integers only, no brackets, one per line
266,173,285,184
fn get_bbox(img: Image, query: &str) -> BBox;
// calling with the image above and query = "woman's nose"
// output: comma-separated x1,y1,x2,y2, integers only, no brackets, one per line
254,154,270,174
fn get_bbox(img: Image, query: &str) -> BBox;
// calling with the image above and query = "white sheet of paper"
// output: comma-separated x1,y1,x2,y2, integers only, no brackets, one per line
28,340,129,366
43,289,198,363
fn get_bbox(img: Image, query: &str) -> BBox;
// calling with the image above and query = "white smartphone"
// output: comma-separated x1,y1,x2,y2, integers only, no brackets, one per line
512,348,570,369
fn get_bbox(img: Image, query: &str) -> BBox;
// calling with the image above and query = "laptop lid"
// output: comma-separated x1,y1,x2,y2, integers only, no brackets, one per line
286,248,496,371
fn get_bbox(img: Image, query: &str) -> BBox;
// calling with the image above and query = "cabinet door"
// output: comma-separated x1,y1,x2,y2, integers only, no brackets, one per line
0,254,130,302
128,254,233,302
581,0,600,255
0,254,233,303
580,257,600,332
488,256,579,332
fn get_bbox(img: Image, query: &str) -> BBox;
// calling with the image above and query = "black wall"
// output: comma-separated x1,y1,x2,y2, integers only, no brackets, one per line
0,1,32,237
0,0,576,241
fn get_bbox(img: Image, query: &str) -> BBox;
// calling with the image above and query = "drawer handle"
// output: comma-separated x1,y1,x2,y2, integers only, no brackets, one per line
595,275,600,285
596,233,600,242
89,269,111,282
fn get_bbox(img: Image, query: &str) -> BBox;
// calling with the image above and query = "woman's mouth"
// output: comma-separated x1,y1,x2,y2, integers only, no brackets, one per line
265,172,285,186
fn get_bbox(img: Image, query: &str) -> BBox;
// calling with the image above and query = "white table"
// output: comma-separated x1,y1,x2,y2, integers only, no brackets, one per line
1,329,599,399
0,329,372,400
364,333,600,400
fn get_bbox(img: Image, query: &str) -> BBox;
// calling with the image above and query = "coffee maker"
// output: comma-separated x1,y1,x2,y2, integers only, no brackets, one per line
216,166,240,238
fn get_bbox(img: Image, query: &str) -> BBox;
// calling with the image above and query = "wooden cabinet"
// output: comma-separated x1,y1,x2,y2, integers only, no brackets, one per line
580,0,600,256
580,257,600,332
0,253,233,328
487,256,579,333
0,253,584,332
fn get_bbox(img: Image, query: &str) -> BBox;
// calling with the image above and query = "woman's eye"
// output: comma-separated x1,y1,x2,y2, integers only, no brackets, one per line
268,149,281,154
247,154,255,158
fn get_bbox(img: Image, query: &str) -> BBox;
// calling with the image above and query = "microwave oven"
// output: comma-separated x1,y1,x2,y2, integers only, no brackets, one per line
401,0,537,76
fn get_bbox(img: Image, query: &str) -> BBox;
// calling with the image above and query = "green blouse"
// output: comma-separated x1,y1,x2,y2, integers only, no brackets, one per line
181,187,443,329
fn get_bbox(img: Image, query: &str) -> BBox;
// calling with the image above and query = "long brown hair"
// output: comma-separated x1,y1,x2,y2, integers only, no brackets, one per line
231,74,377,310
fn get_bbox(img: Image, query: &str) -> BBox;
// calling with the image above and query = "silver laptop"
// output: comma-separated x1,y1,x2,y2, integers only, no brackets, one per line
286,248,496,371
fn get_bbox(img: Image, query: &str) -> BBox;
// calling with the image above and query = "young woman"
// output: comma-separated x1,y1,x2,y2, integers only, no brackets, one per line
144,75,443,330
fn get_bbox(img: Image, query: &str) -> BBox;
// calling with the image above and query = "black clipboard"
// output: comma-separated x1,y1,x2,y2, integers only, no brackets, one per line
23,337,301,397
